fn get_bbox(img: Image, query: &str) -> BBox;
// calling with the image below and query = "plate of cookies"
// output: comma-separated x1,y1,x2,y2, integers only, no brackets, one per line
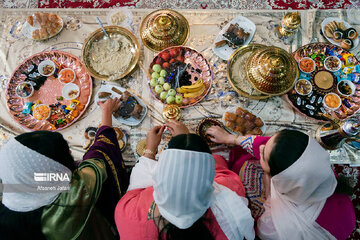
222,107,266,136
321,17,359,50
22,13,63,41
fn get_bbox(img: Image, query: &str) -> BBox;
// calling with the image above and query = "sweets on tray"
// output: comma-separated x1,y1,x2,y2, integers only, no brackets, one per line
224,107,264,135
223,23,250,47
111,88,144,120
324,20,357,50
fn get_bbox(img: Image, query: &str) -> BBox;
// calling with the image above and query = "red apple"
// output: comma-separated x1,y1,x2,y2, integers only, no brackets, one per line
160,52,170,62
162,62,170,68
176,56,184,62
155,57,163,65
169,48,178,57
169,58,176,64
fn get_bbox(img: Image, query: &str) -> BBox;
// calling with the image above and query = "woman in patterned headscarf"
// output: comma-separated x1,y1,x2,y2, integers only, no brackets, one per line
0,98,129,240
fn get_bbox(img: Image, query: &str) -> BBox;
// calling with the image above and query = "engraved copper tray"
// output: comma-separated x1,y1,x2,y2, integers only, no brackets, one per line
147,46,213,108
6,50,93,131
287,42,360,121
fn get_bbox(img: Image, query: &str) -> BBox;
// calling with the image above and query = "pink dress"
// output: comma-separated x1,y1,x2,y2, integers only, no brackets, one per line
229,135,356,240
115,154,246,240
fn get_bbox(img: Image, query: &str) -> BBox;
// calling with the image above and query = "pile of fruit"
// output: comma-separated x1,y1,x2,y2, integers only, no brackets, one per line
148,47,209,106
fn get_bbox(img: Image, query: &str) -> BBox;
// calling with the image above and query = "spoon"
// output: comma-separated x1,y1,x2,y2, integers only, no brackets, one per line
96,17,120,51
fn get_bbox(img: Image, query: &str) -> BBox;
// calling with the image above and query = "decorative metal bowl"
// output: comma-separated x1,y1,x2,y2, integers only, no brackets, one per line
245,46,299,95
196,118,225,147
140,9,190,52
227,44,270,100
82,26,140,81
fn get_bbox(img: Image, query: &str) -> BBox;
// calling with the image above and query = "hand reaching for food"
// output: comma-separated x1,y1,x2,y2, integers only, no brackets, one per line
165,120,190,137
206,125,234,144
146,125,165,154
98,97,121,127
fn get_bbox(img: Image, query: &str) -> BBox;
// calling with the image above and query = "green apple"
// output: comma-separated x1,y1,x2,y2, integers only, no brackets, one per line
163,82,171,91
150,78,157,87
158,77,165,85
160,91,167,100
160,69,167,77
168,89,176,96
175,95,183,104
155,85,163,93
152,64,162,73
152,72,160,79
166,95,176,104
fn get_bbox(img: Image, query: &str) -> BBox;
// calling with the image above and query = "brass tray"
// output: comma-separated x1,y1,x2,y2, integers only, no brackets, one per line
140,9,190,52
227,44,270,100
82,26,140,81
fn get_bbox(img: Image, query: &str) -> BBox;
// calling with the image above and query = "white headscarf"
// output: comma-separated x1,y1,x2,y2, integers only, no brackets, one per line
0,138,72,212
153,149,255,240
269,136,337,240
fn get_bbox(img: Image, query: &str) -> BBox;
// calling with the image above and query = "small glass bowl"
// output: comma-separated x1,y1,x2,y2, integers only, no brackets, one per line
38,60,56,76
299,57,316,73
15,81,34,98
324,56,341,72
323,93,342,111
33,104,51,120
294,79,313,96
337,80,356,97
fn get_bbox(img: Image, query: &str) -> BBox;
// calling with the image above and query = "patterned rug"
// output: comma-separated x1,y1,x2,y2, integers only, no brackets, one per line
0,0,353,9
240,160,360,239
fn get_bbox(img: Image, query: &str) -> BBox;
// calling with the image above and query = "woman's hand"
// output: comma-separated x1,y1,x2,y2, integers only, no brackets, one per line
145,125,165,158
98,98,121,127
165,120,189,137
206,126,234,144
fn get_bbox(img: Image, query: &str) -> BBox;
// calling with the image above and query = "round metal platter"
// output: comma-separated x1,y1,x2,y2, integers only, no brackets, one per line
288,42,360,121
227,44,270,100
5,50,92,131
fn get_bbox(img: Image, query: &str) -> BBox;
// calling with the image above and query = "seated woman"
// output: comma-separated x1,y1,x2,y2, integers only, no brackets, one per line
0,98,129,240
206,127,356,240
115,120,255,240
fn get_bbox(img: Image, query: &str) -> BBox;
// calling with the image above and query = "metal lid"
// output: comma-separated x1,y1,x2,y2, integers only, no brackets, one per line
140,9,190,52
227,44,270,100
245,46,299,95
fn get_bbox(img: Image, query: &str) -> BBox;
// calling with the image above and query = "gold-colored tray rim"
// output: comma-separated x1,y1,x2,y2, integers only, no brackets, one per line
227,43,270,100
140,9,190,52
245,46,299,96
81,26,140,81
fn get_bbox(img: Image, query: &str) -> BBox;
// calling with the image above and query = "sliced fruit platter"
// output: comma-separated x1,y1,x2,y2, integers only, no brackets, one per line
288,43,360,121
148,46,213,108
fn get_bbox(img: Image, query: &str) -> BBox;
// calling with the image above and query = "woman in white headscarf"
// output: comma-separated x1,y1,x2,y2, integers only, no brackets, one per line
206,127,356,240
0,98,129,240
115,120,255,240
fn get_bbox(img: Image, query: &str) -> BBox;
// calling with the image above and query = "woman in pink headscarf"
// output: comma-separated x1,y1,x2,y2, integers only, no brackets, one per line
206,127,356,240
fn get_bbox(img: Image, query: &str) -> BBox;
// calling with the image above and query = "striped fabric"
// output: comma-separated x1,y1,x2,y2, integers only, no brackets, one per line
153,149,216,229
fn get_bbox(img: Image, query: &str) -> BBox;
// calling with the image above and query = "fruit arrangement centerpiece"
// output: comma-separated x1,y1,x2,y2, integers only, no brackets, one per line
148,46,213,108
